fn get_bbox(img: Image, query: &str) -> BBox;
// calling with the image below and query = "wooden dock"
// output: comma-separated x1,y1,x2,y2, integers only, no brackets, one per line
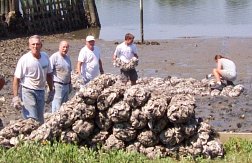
0,0,100,37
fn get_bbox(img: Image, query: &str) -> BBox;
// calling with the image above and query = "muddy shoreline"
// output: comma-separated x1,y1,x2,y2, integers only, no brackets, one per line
0,34,252,132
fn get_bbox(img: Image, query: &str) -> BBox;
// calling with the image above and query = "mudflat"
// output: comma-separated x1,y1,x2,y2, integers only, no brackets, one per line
0,34,251,132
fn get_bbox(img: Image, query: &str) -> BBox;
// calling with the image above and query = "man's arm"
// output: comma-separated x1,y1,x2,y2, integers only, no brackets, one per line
12,76,23,109
13,76,20,97
99,59,104,74
46,73,54,91
217,60,222,71
112,54,117,61
112,47,118,61
76,61,83,74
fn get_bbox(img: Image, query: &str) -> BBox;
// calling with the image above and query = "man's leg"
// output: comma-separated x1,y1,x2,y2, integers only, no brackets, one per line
36,90,45,124
52,83,64,113
120,69,129,85
61,84,70,103
22,87,38,121
212,68,221,83
211,69,223,90
129,69,138,86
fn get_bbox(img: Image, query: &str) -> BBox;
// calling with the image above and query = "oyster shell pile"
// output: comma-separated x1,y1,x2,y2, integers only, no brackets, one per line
113,57,139,71
0,73,244,159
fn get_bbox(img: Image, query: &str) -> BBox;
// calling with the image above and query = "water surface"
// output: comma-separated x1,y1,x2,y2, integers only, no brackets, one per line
94,0,252,40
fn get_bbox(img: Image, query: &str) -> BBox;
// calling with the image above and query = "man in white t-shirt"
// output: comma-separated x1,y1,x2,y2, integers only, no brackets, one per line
12,35,54,124
50,40,72,113
113,33,139,85
76,35,104,84
211,54,237,90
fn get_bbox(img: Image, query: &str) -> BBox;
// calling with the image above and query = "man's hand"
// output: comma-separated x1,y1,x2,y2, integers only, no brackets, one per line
46,90,55,104
12,96,23,110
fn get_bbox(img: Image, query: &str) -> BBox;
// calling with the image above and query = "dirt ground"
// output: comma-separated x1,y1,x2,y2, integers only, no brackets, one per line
0,34,252,132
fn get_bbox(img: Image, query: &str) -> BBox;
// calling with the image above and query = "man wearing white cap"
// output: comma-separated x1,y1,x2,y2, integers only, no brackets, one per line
76,35,104,84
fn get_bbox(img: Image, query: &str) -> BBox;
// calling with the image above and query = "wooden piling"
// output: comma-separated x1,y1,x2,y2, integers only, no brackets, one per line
9,0,13,11
0,0,4,15
140,0,144,43
84,0,100,27
4,0,6,13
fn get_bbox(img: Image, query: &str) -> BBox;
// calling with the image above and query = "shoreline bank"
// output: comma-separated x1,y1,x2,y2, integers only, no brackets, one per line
0,35,252,132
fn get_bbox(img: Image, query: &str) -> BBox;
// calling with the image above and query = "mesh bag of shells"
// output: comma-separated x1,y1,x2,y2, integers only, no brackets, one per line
113,57,139,71
0,73,245,159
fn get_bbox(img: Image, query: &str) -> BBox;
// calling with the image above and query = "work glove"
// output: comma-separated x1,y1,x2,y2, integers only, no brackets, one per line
76,75,84,85
46,90,55,104
12,96,23,110
206,73,213,79
113,61,116,67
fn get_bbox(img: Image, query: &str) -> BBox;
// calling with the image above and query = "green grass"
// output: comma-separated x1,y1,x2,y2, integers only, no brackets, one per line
0,138,251,163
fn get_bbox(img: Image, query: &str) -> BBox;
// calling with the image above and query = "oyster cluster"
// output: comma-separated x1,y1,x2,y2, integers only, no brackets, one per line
1,73,245,159
113,57,139,71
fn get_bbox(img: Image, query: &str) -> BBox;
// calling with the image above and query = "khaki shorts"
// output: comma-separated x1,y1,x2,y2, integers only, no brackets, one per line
220,70,236,81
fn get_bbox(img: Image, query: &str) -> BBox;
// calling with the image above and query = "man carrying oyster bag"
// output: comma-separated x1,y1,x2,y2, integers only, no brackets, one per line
113,33,139,85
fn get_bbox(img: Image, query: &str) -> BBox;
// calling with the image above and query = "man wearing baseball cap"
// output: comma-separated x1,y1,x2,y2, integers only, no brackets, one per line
76,35,104,84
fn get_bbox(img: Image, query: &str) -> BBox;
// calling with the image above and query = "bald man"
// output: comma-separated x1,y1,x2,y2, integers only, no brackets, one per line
49,40,72,112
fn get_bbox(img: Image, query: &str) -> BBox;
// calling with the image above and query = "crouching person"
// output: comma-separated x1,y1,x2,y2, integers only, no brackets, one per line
211,54,237,90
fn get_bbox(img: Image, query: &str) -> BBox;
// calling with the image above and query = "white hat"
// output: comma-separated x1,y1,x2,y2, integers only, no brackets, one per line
86,35,95,41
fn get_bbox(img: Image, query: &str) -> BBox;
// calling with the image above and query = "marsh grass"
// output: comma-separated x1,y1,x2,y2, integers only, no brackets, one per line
0,138,251,163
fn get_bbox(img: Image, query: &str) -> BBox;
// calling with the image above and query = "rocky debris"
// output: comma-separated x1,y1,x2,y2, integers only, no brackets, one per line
137,129,159,147
142,93,170,120
124,85,151,108
0,118,39,139
114,41,160,46
0,73,241,159
108,101,131,123
95,111,112,131
130,109,148,130
167,94,195,124
97,84,125,111
104,134,125,150
113,122,137,142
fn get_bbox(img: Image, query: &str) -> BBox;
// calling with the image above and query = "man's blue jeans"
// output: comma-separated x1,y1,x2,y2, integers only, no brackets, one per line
21,86,45,124
52,83,69,113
